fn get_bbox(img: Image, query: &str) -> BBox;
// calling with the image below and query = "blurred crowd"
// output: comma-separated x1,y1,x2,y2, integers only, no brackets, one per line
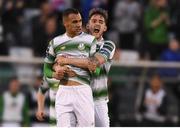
0,0,180,60
0,0,180,127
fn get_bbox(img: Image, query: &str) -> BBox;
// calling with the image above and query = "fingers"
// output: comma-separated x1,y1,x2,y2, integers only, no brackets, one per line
88,61,97,72
56,56,67,65
36,112,45,121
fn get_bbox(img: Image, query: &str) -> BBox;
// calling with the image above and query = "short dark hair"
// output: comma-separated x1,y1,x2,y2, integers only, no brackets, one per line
88,8,108,24
62,8,80,19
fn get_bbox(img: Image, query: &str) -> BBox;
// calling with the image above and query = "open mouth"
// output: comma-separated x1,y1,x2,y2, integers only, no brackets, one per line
94,28,100,33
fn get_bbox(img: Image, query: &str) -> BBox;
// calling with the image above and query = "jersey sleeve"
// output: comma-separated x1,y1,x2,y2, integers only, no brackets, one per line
39,77,50,94
43,40,56,78
44,40,56,64
89,38,97,57
97,40,116,61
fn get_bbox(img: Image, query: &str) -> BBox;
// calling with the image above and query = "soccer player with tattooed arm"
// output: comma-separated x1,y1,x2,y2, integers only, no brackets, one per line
55,8,116,127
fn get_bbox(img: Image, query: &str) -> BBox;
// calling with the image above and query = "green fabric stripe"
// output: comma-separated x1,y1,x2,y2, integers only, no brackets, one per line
54,42,91,53
100,66,107,76
104,41,114,48
93,89,108,98
44,77,60,89
92,38,96,44
48,82,59,89
75,76,90,85
49,118,56,125
22,97,30,126
46,53,55,62
50,100,55,107
44,63,53,78
99,49,110,59
102,45,114,52
92,67,107,78
0,95,4,121
39,87,48,94
96,45,100,52
54,40,71,49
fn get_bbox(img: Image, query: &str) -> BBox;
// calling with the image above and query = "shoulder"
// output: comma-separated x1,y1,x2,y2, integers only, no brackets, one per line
79,32,96,42
51,34,67,46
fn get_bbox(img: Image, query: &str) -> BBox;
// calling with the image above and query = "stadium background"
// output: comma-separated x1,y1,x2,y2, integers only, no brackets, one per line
0,0,180,126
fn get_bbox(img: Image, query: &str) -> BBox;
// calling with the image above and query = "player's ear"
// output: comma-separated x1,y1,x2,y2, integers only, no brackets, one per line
86,23,89,30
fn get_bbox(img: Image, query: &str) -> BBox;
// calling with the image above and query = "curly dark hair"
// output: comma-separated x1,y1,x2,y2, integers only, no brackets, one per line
88,8,108,24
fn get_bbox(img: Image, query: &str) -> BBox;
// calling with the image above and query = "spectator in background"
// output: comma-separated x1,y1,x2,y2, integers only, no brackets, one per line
81,0,108,24
0,77,29,127
143,0,170,60
158,37,180,125
139,74,168,126
28,76,49,126
50,0,72,12
0,11,8,55
113,0,141,50
159,38,180,77
31,0,59,57
1,0,25,47
171,0,180,41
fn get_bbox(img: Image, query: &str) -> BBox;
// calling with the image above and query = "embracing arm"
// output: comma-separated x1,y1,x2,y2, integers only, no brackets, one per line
56,56,103,73
56,57,89,69
44,62,66,80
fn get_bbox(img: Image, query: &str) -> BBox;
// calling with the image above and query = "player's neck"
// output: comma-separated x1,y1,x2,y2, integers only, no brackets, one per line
97,36,103,41
66,32,81,38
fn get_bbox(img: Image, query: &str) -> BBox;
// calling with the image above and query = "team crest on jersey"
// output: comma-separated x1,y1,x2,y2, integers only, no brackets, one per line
60,46,66,50
78,43,85,50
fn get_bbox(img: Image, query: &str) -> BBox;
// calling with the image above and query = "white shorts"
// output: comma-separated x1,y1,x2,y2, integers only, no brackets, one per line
55,85,94,127
94,100,110,127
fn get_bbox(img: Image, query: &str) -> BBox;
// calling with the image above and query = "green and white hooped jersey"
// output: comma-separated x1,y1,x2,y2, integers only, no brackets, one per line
91,39,116,102
39,77,58,125
45,32,96,86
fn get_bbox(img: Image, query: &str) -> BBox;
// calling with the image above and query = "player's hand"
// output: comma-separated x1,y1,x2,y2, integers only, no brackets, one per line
53,64,68,80
66,67,77,77
36,110,45,121
88,60,97,72
56,56,68,66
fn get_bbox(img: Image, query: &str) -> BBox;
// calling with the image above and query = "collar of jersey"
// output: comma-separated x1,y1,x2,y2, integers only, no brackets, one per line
97,37,104,46
65,32,84,39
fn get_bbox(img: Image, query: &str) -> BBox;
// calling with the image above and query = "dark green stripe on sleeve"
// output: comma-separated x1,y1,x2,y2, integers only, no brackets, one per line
44,63,53,78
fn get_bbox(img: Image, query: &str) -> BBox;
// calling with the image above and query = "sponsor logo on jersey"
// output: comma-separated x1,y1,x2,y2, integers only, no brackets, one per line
78,43,85,50
60,46,66,50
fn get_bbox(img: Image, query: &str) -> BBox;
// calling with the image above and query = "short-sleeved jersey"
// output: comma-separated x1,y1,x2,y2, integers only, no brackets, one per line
44,32,96,87
91,39,116,102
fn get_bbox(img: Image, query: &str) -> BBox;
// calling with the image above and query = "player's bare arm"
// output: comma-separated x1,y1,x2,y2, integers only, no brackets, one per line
53,62,77,77
36,91,46,121
56,55,106,72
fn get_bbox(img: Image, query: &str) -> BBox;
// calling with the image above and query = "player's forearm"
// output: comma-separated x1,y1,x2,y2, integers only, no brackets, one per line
37,91,45,111
60,58,89,69
94,53,106,66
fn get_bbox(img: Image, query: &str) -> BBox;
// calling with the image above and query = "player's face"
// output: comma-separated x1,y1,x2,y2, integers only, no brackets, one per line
87,14,107,40
64,13,82,37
